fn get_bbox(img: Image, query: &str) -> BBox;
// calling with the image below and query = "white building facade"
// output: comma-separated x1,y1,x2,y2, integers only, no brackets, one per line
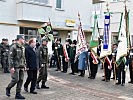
0,0,94,44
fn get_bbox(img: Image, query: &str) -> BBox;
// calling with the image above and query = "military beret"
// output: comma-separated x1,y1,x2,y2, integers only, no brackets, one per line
17,35,24,40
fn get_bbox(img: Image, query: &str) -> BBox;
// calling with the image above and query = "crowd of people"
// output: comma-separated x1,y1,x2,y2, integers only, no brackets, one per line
0,35,49,99
0,34,133,99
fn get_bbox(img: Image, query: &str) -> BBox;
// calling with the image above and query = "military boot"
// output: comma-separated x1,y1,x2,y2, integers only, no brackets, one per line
36,84,40,89
6,87,10,97
41,84,49,89
15,93,25,99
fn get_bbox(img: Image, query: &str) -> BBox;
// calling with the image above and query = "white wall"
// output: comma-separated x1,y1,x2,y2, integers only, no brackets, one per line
0,0,17,24
51,0,92,30
0,25,19,44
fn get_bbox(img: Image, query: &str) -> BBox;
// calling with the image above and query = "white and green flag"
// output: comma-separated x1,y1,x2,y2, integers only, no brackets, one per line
116,12,127,66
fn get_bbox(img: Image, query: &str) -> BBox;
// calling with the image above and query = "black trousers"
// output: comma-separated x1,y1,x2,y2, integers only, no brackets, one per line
129,62,133,82
70,59,77,73
104,62,111,80
117,62,125,84
24,70,37,92
62,57,68,72
55,56,61,70
90,62,98,78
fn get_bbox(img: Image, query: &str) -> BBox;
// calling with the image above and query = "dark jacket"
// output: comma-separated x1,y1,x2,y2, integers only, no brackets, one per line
25,45,37,70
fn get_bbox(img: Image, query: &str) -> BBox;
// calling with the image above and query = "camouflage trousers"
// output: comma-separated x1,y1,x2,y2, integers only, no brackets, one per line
36,64,48,85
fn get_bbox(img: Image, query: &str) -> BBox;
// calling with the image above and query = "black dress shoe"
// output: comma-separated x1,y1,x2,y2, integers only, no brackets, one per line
111,77,115,79
69,73,75,75
106,80,110,82
88,76,91,78
115,82,121,85
41,85,49,89
24,87,28,92
36,84,41,89
128,81,133,84
6,88,10,97
62,71,67,73
90,77,95,79
121,83,125,86
101,79,105,81
78,74,85,77
30,91,37,94
15,93,25,99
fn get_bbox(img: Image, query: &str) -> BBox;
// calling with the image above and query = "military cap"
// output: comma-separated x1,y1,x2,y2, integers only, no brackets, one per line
2,38,6,41
17,35,24,40
72,40,77,45
5,38,8,41
42,36,48,42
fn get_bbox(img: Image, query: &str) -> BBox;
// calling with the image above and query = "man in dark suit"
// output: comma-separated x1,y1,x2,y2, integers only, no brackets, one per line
24,38,38,94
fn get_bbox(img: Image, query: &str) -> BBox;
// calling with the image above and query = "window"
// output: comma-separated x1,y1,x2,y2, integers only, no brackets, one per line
56,0,64,9
20,27,41,42
27,0,49,4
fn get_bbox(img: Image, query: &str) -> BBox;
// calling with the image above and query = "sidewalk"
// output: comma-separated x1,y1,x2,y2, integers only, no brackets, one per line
0,66,133,100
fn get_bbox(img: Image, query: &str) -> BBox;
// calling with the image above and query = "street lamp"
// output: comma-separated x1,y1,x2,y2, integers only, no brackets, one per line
92,0,106,4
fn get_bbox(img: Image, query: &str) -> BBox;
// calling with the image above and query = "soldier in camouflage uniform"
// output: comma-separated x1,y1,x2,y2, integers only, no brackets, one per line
1,39,10,73
36,38,49,89
6,35,25,99
0,38,7,69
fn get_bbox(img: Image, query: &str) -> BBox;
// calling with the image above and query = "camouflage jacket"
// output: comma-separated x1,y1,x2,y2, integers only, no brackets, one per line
9,43,25,68
39,45,48,64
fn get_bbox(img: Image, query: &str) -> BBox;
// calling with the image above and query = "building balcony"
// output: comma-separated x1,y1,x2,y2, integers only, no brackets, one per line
16,1,52,22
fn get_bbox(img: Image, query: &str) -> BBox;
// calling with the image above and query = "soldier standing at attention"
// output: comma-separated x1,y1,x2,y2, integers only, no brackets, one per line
1,39,10,73
36,38,49,89
6,35,25,99
0,38,7,69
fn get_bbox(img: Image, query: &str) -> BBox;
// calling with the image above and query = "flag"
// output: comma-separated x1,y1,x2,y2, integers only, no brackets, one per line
38,18,54,41
89,13,99,64
75,26,88,61
90,51,99,64
63,44,69,62
38,28,46,34
105,56,112,69
90,14,99,49
100,14,112,58
116,11,127,66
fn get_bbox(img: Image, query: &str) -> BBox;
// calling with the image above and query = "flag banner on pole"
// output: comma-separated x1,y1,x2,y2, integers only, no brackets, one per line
90,51,99,64
63,44,69,62
90,14,99,48
116,12,127,66
105,56,112,69
103,15,110,50
75,26,88,61
100,14,112,58
89,14,99,64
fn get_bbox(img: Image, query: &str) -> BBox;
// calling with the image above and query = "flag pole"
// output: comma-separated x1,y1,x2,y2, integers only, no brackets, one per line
103,1,110,81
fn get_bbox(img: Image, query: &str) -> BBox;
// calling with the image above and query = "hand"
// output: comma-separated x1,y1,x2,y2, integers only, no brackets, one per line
10,67,15,74
25,67,29,71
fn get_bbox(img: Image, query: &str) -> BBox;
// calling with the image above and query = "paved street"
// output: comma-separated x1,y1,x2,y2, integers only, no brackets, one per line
0,66,133,100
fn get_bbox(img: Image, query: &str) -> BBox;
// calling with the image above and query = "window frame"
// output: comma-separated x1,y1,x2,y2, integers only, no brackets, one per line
55,0,64,10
